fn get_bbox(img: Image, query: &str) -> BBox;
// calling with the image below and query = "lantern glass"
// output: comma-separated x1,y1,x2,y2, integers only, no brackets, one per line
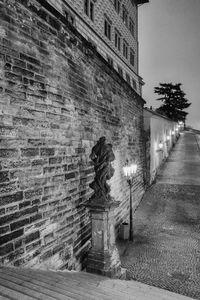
158,142,163,150
123,163,137,178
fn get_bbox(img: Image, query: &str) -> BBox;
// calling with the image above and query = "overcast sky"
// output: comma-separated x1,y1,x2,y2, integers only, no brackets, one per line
139,0,200,129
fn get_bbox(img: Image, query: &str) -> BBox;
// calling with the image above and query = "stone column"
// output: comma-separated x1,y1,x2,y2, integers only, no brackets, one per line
85,201,123,278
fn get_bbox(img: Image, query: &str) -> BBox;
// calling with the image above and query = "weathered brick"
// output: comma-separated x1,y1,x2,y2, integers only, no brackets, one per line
14,239,22,249
65,172,76,180
21,148,39,157
19,201,31,209
6,56,26,68
6,205,18,213
0,243,13,256
26,239,41,252
25,231,40,244
40,148,55,156
5,71,22,82
10,218,29,231
0,148,18,158
49,156,62,165
24,188,43,199
32,158,48,166
0,181,17,194
40,249,52,261
6,248,25,262
0,229,24,246
0,208,5,216
30,213,42,223
0,191,23,207
0,206,37,226
20,53,41,66
0,225,10,235
0,171,9,183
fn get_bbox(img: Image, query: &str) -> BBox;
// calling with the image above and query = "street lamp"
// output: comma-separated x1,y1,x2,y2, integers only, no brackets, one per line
123,162,138,241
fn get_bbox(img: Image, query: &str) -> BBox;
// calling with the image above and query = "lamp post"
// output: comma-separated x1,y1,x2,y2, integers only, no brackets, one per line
123,163,138,241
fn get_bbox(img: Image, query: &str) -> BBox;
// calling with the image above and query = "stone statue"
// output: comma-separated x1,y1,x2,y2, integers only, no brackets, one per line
89,137,115,203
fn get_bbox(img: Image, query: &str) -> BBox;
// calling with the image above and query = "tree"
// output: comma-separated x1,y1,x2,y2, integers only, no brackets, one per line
154,83,191,123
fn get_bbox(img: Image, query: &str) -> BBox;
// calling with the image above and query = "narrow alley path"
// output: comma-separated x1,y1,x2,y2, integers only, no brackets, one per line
120,131,200,300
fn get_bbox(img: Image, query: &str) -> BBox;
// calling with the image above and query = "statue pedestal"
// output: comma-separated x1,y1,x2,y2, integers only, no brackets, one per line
85,200,126,278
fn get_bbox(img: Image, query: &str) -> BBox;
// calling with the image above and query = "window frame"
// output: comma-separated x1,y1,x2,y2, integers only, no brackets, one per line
129,17,135,37
114,0,121,14
104,18,112,40
122,5,128,27
130,48,135,66
123,39,128,59
84,0,94,21
114,29,121,51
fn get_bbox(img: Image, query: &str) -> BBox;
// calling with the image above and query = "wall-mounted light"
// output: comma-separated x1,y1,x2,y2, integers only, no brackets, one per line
123,161,138,241
166,135,170,141
157,141,163,152
175,128,179,132
171,130,175,135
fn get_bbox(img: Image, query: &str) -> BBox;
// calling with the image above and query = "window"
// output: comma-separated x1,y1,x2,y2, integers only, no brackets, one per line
126,73,131,84
115,30,121,51
129,17,135,37
104,18,111,40
122,6,128,27
84,0,94,21
130,49,135,66
117,65,123,77
114,0,120,14
107,55,113,67
123,40,128,59
132,78,137,90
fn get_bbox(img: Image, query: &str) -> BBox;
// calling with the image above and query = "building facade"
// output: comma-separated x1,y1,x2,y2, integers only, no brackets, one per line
47,0,149,95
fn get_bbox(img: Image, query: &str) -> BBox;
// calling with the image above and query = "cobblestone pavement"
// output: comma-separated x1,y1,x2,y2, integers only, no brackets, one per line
118,131,200,300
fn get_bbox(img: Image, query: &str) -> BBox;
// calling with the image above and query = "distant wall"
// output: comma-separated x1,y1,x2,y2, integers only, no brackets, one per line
0,0,146,270
144,109,178,184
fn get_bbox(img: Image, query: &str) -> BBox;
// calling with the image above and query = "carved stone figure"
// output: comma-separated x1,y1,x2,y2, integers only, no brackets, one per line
89,137,115,203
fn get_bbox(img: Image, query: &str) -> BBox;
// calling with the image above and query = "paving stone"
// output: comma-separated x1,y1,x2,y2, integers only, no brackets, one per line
118,131,200,300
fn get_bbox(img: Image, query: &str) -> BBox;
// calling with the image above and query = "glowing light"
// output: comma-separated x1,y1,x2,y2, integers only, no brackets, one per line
158,141,163,150
166,135,170,141
171,131,175,135
123,163,137,177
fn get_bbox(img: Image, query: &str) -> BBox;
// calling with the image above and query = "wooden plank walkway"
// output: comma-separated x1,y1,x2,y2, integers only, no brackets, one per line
0,267,195,300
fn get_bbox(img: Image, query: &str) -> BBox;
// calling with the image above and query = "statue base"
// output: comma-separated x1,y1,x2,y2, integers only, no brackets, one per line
84,199,126,279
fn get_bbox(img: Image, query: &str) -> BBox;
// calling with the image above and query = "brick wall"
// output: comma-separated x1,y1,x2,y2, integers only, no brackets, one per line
0,0,146,270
